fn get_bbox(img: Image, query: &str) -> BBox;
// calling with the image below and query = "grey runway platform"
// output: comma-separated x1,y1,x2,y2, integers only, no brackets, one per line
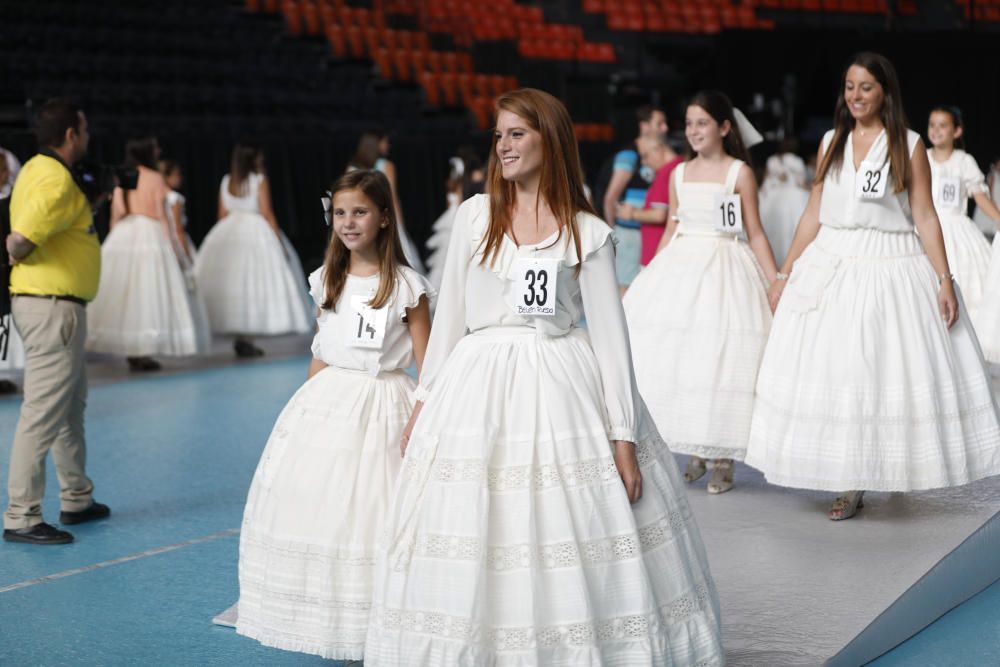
686,459,1000,666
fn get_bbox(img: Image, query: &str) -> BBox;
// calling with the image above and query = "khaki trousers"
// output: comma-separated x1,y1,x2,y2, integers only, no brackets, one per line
4,296,93,529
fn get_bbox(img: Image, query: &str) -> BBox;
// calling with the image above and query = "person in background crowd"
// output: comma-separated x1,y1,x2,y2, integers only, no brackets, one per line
4,99,110,545
602,105,668,294
615,134,683,266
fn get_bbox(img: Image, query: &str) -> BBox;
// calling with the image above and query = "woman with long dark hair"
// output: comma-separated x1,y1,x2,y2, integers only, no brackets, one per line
364,89,722,666
745,53,1000,520
86,136,210,370
195,144,311,357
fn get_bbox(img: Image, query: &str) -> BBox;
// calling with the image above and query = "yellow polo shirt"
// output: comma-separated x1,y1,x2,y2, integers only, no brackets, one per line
9,154,101,301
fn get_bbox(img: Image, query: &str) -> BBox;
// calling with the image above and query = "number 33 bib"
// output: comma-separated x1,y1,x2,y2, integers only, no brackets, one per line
513,258,558,316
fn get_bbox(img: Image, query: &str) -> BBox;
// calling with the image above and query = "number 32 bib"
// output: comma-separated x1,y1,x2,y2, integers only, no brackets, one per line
856,160,889,199
513,258,558,317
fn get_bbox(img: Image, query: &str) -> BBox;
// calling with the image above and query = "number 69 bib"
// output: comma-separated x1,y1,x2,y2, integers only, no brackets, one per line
345,294,388,349
938,176,961,208
513,258,558,317
856,160,889,199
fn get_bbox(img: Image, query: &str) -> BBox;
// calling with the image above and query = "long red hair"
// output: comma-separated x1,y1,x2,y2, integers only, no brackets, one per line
480,88,597,272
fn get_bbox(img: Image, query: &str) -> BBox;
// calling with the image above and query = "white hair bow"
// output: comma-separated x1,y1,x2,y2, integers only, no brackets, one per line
321,190,332,227
733,108,764,148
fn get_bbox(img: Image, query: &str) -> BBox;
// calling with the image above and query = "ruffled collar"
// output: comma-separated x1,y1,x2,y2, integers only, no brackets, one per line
464,194,614,282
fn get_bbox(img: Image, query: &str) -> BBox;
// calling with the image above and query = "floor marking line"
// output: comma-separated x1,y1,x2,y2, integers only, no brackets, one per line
0,527,240,594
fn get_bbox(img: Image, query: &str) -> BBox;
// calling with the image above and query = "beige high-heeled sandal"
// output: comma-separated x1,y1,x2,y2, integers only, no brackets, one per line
707,459,734,494
684,456,707,483
828,491,865,521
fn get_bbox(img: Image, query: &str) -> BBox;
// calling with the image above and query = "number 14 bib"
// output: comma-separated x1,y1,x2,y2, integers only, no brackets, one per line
345,295,388,349
513,258,558,316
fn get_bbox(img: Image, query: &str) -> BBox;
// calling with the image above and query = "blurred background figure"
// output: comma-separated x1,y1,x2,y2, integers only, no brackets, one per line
758,149,809,267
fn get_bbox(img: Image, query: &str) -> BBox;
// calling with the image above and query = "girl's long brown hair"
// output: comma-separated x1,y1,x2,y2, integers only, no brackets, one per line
229,143,262,197
685,91,752,165
815,52,912,193
321,170,409,311
481,88,598,273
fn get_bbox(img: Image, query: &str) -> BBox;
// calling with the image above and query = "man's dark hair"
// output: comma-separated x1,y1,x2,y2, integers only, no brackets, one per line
636,105,664,124
36,98,83,148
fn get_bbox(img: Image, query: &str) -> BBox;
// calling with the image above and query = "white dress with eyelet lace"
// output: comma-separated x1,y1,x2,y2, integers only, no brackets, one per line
235,266,434,660
363,194,723,666
745,129,1000,492
623,160,772,462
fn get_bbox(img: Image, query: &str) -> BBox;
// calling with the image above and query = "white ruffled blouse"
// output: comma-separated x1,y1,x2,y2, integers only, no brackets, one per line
415,193,643,443
308,266,434,376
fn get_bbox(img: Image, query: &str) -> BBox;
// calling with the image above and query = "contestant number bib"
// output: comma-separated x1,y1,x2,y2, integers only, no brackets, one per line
714,194,743,234
856,161,888,199
513,258,558,316
346,295,388,349
938,176,961,207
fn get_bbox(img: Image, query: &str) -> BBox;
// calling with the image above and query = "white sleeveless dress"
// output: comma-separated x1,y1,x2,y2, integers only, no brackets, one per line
623,160,772,461
195,174,311,335
928,149,991,319
746,129,1000,492
236,266,433,660
87,186,210,356
758,153,810,267
364,194,723,666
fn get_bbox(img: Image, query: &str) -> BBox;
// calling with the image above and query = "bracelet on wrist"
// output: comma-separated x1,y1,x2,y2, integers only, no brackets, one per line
938,272,954,286
775,272,789,281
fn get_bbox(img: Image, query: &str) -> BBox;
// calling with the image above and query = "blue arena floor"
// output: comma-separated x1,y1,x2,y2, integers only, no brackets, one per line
0,356,998,666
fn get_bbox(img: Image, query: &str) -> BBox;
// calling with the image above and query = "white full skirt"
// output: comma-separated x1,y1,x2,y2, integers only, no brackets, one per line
759,185,808,267
86,214,210,356
623,232,771,460
425,204,458,289
972,235,1000,364
237,366,415,660
194,211,312,336
939,212,991,319
746,226,1000,492
364,328,723,667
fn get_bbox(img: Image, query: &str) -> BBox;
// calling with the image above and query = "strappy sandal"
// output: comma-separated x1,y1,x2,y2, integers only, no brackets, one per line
127,356,161,372
828,491,865,521
683,456,707,483
707,459,734,494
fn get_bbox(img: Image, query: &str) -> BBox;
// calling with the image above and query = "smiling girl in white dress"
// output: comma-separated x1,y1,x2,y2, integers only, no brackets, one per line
926,106,1000,320
623,91,778,495
745,52,1000,521
236,169,433,660
363,89,722,667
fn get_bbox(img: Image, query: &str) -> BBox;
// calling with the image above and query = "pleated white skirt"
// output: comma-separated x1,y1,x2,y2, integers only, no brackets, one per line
623,231,771,460
194,211,312,336
86,214,210,356
746,226,1000,492
939,212,991,319
237,366,415,660
364,327,723,666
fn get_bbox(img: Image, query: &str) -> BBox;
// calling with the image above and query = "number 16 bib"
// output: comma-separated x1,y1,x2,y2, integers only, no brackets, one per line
513,258,558,316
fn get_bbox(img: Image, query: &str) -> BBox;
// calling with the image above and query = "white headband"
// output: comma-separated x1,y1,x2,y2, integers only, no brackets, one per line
733,108,763,148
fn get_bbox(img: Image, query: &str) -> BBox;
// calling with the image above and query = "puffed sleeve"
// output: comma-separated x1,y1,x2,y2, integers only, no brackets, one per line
413,196,478,401
962,153,989,196
578,237,641,442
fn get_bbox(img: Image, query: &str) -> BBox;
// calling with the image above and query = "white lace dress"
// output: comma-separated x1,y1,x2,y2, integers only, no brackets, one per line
623,160,772,461
363,194,723,666
746,130,1000,492
928,149,991,318
236,266,433,659
194,173,311,335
